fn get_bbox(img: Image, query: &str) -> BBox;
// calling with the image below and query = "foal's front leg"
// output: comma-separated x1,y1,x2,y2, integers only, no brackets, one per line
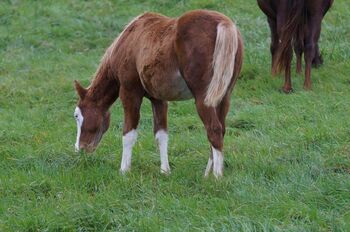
119,87,143,174
151,99,170,174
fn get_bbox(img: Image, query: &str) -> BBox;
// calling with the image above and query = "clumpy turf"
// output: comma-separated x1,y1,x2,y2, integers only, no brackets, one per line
0,0,349,231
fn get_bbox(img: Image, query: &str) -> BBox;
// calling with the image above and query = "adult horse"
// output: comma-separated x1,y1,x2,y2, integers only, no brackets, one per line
73,10,243,178
257,0,333,93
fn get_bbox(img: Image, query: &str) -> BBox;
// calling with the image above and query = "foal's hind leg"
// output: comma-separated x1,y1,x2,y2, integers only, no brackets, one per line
150,98,170,174
119,87,143,173
194,98,224,178
204,93,232,177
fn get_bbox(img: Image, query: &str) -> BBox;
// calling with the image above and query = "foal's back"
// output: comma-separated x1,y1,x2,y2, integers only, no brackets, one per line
114,10,237,101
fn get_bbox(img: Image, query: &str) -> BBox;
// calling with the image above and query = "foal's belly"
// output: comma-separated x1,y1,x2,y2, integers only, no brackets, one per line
139,69,193,101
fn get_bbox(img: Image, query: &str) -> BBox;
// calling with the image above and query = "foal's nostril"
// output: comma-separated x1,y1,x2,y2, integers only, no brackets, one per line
79,143,87,152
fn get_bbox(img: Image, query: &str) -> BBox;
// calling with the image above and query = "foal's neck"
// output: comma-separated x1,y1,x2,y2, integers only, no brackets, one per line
87,61,119,110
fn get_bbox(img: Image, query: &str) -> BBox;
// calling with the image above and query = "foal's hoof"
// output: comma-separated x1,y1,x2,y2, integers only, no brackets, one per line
213,170,223,179
280,87,294,94
160,168,171,175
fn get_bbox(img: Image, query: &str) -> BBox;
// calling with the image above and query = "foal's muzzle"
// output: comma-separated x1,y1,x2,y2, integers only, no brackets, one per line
75,143,97,153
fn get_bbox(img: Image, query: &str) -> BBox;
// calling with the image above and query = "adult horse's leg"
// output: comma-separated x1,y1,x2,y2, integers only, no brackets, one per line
312,43,323,68
294,39,303,74
268,18,279,73
257,0,278,74
304,15,323,90
276,13,294,93
312,0,333,68
283,48,293,93
119,87,143,173
151,98,170,174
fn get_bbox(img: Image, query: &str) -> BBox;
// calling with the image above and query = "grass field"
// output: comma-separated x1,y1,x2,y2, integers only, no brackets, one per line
1,0,350,231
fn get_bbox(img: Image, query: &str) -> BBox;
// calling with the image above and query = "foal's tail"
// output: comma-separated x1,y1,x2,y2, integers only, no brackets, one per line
204,22,238,107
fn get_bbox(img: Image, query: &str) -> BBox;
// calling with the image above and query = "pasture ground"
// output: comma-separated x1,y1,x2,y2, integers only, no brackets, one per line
0,0,349,231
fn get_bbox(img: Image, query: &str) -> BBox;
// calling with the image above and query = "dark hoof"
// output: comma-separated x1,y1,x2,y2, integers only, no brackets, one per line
312,55,323,68
303,86,312,91
279,87,294,94
296,68,302,75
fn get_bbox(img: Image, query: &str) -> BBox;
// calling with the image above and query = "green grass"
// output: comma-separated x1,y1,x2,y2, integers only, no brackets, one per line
1,0,349,231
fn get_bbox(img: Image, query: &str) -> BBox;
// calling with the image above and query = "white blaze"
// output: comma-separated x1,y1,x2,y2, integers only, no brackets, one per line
155,130,170,174
120,129,138,173
74,107,84,152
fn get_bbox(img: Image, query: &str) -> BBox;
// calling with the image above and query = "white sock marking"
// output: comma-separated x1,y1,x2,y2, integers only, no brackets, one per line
155,130,170,174
74,107,84,152
120,129,137,173
212,146,223,178
204,158,213,177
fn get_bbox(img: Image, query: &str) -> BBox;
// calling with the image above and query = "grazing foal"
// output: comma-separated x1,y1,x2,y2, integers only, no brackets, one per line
73,10,243,178
257,0,333,92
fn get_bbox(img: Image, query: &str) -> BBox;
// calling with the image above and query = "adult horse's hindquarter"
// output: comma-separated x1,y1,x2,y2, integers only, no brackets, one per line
257,0,333,92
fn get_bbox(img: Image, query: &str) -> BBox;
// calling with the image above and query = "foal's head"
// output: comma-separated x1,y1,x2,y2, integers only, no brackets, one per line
73,81,110,152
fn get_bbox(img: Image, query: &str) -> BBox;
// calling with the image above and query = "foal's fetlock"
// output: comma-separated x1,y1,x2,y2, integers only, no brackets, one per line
119,167,131,175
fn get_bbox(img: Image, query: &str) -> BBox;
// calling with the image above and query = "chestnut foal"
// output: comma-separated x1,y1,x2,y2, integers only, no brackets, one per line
73,10,243,178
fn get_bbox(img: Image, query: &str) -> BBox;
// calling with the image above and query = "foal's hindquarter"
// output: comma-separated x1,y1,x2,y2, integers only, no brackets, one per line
112,11,242,177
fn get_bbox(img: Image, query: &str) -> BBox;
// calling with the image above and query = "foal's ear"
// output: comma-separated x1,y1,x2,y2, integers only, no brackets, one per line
74,80,87,99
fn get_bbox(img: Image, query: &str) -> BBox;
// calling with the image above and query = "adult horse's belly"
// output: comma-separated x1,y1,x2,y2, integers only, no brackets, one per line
139,68,193,101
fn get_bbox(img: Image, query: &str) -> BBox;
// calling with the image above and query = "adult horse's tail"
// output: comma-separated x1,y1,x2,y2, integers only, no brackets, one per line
272,0,304,75
204,22,238,107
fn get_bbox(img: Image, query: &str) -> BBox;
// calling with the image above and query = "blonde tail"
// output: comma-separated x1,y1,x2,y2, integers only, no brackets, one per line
204,22,238,107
